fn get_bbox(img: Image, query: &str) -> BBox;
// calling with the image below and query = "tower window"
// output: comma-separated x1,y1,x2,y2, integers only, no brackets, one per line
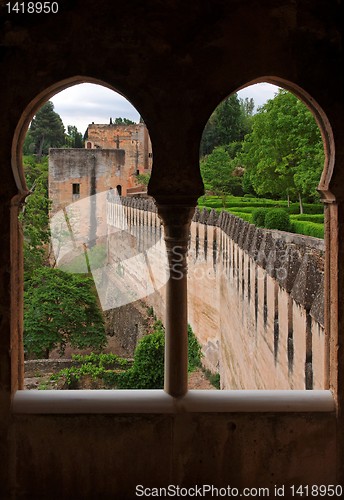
72,183,80,199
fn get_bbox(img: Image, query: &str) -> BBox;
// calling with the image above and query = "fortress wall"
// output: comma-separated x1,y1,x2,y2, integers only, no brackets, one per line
107,198,326,390
49,148,130,214
86,122,152,173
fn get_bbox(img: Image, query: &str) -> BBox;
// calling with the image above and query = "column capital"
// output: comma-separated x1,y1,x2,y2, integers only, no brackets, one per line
156,201,196,242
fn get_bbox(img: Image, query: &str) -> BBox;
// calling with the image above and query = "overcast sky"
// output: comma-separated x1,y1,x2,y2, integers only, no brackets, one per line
51,82,280,136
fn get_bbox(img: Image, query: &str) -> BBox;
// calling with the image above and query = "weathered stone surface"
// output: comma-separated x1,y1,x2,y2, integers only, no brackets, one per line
199,207,209,224
237,221,249,248
248,227,264,260
192,206,200,222
207,208,218,226
104,301,150,357
291,253,324,311
310,274,325,326
242,224,256,252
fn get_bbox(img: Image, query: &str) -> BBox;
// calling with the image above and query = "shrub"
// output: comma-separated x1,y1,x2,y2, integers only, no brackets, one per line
291,214,324,224
227,211,252,223
252,208,269,227
287,203,323,215
226,206,255,213
50,322,204,390
50,352,131,389
290,221,324,238
202,369,220,389
302,203,323,214
116,321,165,389
264,208,290,231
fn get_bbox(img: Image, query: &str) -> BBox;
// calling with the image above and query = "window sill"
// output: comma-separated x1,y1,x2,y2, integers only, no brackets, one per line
12,389,335,414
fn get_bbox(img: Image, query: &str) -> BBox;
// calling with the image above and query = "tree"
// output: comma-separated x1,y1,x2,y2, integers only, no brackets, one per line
200,93,248,156
111,117,136,125
25,101,65,160
19,156,51,280
200,146,243,205
24,267,106,358
239,96,255,137
236,89,324,211
65,125,84,148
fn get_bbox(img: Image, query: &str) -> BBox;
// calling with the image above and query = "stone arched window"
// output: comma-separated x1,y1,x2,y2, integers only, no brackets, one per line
10,76,336,414
195,81,333,391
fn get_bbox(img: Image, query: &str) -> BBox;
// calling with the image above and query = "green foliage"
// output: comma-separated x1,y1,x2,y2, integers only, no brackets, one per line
50,353,131,389
234,89,324,210
264,208,291,231
59,244,107,273
24,101,65,159
227,211,252,223
187,324,203,372
65,125,83,148
291,214,324,223
112,117,136,125
20,156,51,280
291,203,323,215
252,208,269,227
116,321,165,389
225,206,255,213
200,93,251,156
72,352,130,369
136,173,151,187
49,323,203,389
290,221,324,239
198,195,324,238
200,146,243,203
24,267,106,357
202,368,221,389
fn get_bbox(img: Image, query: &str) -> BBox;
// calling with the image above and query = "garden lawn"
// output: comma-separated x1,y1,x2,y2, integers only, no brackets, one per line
197,195,324,238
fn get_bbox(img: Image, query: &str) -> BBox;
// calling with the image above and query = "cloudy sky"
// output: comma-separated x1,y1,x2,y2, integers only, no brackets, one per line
51,82,279,135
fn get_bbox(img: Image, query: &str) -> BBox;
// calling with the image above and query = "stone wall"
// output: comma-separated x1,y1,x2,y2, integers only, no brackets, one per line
1,1,341,495
189,208,325,390
86,122,152,173
49,148,129,213
108,197,325,390
49,125,152,214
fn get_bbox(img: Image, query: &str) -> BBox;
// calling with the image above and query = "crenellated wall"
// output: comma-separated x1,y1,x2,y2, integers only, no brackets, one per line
107,197,326,390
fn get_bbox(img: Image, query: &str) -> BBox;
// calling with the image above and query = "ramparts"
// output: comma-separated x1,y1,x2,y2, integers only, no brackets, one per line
107,197,325,390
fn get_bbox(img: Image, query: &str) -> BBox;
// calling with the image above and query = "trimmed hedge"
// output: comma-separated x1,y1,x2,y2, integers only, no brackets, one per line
227,211,252,223
290,221,324,239
291,214,324,223
287,203,323,215
197,195,324,237
252,208,269,227
264,209,291,231
227,206,256,214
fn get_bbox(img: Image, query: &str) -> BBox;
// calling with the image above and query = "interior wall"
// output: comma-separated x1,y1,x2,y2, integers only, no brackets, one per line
0,0,343,497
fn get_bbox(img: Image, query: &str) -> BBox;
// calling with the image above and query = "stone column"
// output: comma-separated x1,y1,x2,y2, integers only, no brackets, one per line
157,203,195,398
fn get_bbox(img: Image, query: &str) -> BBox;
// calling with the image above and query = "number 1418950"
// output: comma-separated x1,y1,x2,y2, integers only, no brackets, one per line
6,2,59,14
290,485,343,497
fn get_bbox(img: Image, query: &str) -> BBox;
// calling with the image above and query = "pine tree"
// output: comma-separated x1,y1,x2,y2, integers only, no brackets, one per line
25,101,65,160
